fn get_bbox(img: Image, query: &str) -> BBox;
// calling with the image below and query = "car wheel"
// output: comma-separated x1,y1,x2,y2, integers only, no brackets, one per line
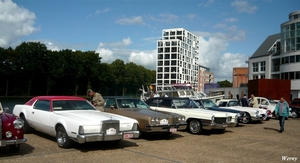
242,113,252,124
9,144,20,152
291,111,298,118
56,125,73,148
188,119,203,134
20,115,33,133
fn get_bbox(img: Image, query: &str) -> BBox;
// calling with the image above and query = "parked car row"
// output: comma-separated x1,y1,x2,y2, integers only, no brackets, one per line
0,95,280,152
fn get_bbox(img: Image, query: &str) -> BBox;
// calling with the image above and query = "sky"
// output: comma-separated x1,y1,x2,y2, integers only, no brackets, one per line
0,0,299,82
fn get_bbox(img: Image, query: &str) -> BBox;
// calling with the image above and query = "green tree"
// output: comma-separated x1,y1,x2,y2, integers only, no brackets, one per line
217,80,232,87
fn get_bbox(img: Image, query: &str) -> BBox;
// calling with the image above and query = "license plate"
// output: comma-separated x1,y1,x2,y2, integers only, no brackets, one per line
222,124,228,128
123,134,133,139
170,128,177,132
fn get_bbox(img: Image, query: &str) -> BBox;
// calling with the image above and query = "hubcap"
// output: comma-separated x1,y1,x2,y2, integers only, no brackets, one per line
190,120,200,133
57,129,66,145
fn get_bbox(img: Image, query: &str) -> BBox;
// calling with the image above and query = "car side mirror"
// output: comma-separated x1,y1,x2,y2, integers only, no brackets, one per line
110,105,115,110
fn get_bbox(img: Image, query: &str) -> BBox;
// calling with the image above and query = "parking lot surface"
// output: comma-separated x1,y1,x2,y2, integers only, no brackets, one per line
0,118,299,163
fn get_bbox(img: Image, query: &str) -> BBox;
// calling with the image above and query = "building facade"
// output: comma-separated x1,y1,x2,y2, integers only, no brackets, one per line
248,10,300,99
232,67,248,87
156,28,199,89
198,65,214,92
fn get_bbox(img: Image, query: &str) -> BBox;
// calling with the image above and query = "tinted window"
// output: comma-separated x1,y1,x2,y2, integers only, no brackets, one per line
52,100,95,111
34,100,50,111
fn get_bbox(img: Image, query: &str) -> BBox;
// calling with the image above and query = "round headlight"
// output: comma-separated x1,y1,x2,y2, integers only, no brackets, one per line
14,119,24,129
6,131,13,138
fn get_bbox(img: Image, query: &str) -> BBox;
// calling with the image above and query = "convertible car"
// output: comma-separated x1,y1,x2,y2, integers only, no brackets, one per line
0,102,27,152
145,97,234,134
103,96,187,137
12,96,140,148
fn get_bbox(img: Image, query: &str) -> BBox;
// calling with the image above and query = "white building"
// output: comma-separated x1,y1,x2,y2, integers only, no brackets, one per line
156,28,199,89
248,10,300,99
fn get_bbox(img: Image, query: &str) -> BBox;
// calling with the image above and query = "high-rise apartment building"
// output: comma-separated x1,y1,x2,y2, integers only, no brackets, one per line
248,10,300,99
156,28,199,89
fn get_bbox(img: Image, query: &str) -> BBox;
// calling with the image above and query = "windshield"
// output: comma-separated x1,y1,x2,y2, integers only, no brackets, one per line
105,98,150,109
201,99,218,108
52,100,95,111
172,99,200,109
267,98,276,105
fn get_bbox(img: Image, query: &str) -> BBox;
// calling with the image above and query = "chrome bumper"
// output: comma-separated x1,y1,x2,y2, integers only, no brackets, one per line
0,137,27,146
76,131,140,143
251,114,264,121
145,124,187,132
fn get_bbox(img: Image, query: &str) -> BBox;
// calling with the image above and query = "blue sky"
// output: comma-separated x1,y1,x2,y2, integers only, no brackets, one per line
1,0,299,82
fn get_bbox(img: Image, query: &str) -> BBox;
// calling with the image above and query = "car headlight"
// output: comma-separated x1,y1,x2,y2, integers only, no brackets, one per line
14,119,24,129
132,123,138,131
6,131,13,138
151,117,159,122
178,116,185,121
237,112,241,117
78,126,84,135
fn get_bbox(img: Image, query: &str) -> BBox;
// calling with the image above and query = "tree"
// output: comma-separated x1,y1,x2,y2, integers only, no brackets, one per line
217,80,232,87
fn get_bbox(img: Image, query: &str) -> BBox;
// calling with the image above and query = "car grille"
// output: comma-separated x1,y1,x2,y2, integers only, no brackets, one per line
101,120,120,133
214,117,227,124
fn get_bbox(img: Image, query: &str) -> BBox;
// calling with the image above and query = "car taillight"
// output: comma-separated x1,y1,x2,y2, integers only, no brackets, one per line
267,110,272,115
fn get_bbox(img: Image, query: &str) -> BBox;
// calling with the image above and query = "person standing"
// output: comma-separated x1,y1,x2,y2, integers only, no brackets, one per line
275,97,290,133
153,91,160,97
87,89,105,112
240,94,248,107
249,94,259,108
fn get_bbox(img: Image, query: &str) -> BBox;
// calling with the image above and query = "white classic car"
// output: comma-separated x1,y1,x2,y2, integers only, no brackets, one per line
145,97,235,134
216,99,267,123
252,97,292,119
13,96,140,148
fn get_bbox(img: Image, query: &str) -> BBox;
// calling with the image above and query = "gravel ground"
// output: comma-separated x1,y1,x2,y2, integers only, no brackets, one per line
0,118,299,163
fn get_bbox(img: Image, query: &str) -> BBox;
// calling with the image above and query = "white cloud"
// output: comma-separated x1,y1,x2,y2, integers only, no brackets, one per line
231,0,258,14
128,50,156,70
95,7,110,15
149,13,178,23
99,37,132,48
96,47,114,62
0,0,38,48
224,18,238,23
115,16,145,25
197,34,248,82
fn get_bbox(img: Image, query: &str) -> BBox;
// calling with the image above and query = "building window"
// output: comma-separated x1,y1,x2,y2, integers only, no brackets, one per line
171,67,176,72
290,72,295,79
171,74,176,79
290,56,295,63
157,74,162,79
260,61,266,71
296,71,300,79
260,74,265,79
171,54,177,59
164,61,170,66
284,56,289,64
164,67,169,72
164,48,170,52
171,60,176,65
158,61,163,66
157,67,162,72
164,54,170,59
158,48,163,53
253,75,258,79
296,55,300,62
158,54,163,59
253,62,258,72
